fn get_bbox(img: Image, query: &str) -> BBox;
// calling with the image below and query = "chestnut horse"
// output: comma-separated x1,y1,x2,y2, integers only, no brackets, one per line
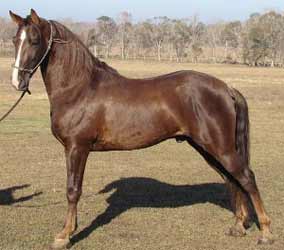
9,9,273,249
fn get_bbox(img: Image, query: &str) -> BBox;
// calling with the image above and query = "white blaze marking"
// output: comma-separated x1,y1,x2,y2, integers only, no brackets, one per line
12,30,26,89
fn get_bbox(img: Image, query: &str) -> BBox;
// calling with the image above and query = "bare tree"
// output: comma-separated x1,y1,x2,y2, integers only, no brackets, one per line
0,17,16,56
96,16,117,58
1,10,284,66
130,22,152,59
117,11,132,60
260,11,284,66
242,11,284,66
169,19,191,62
221,21,242,61
205,22,225,63
87,28,101,57
189,15,206,62
145,17,171,61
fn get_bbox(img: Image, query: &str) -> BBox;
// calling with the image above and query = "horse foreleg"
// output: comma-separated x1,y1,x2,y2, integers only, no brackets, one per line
52,143,89,249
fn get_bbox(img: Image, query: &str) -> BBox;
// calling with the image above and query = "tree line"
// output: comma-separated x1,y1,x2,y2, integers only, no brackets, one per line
1,10,284,66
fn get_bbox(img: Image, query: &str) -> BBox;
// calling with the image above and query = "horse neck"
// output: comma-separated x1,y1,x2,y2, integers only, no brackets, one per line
40,24,95,106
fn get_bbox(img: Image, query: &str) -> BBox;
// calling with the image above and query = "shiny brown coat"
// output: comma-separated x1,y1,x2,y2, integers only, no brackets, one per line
9,10,273,249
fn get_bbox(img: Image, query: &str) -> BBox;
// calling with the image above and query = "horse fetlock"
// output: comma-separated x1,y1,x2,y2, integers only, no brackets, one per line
52,237,70,249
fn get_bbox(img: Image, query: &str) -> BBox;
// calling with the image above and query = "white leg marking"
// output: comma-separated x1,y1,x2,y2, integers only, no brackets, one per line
12,30,27,89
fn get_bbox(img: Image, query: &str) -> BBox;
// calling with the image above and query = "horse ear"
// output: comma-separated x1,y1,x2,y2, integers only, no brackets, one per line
9,11,24,25
30,9,41,25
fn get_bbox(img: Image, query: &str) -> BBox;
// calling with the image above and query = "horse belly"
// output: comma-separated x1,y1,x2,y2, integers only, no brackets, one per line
93,106,180,151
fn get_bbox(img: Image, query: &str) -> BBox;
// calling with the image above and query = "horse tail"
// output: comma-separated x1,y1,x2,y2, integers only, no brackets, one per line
232,88,250,167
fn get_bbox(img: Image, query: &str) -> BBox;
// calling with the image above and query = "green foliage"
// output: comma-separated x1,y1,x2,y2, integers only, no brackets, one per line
221,21,242,48
242,11,284,66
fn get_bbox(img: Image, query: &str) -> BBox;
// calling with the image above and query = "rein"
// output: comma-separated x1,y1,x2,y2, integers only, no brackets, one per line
0,20,70,123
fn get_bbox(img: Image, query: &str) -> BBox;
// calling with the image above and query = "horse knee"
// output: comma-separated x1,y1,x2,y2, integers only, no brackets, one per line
67,187,81,203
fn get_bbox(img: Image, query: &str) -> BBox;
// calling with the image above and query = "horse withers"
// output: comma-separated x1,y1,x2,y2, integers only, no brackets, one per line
9,9,273,249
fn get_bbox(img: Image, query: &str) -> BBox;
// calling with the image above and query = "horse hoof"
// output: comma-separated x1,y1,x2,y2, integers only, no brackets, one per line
257,236,274,245
226,225,246,237
51,238,70,249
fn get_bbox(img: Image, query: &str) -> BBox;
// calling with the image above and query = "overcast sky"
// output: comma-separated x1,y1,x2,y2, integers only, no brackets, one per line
1,0,283,23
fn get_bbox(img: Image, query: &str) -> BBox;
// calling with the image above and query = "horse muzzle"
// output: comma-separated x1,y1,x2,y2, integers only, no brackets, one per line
12,73,30,92
18,78,30,91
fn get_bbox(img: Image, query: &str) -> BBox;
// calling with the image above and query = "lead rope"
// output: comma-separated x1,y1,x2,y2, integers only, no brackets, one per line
0,89,31,122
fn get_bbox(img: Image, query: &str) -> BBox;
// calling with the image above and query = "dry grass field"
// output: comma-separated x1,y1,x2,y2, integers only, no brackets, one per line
0,58,284,250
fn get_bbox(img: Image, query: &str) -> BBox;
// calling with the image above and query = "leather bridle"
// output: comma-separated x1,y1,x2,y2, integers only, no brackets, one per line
0,21,70,123
12,20,54,75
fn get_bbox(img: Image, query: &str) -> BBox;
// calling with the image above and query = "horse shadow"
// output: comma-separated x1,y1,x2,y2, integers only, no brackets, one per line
71,177,231,245
0,184,42,205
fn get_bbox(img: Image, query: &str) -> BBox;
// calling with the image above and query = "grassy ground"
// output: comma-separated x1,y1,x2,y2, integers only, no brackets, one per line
0,58,284,250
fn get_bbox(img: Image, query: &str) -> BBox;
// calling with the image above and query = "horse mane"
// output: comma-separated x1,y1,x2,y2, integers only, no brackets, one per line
25,15,119,76
53,20,119,75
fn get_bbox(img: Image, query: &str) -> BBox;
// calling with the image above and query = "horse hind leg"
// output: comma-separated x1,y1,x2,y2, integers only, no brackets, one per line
237,168,273,244
185,138,250,237
208,166,250,237
226,181,250,237
221,88,271,243
221,153,273,244
206,160,250,237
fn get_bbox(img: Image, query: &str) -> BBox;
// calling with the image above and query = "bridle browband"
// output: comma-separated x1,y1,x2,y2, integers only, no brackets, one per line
0,20,70,123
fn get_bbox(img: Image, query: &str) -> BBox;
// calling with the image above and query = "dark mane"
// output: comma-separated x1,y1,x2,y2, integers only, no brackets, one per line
39,18,119,76
55,20,119,75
